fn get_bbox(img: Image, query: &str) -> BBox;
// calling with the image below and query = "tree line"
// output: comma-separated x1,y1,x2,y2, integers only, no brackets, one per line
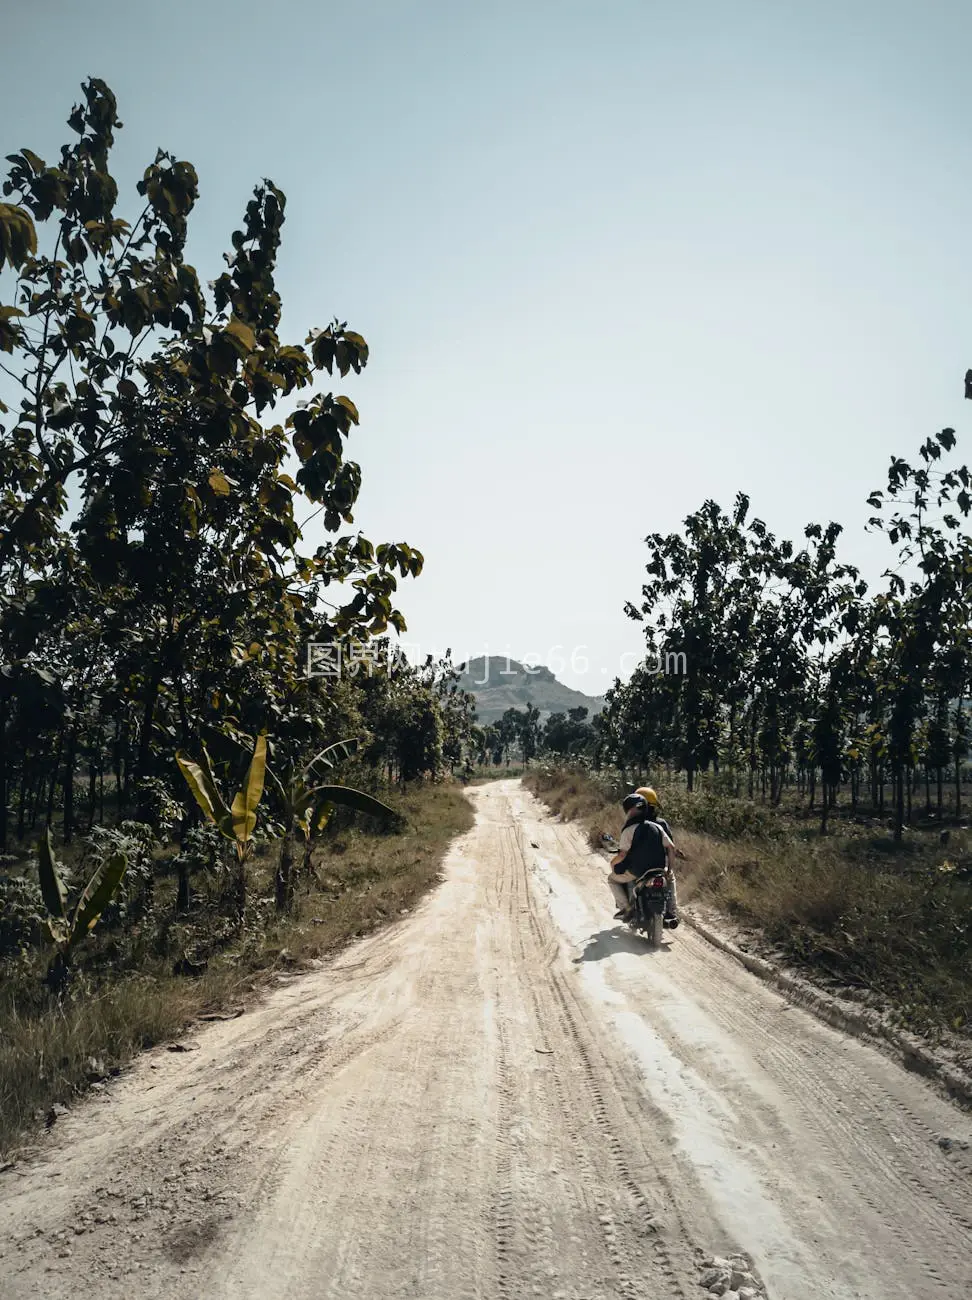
596,421,972,840
473,704,595,766
487,406,972,847
0,79,478,869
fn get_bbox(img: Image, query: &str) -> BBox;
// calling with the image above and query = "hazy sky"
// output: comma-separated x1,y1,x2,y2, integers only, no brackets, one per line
4,0,972,692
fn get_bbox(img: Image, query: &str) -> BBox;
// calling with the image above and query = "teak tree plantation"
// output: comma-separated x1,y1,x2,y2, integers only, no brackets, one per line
1,37,972,1300
602,427,972,839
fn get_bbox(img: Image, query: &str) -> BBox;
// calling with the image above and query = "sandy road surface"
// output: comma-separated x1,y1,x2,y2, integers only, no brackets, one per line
1,780,971,1300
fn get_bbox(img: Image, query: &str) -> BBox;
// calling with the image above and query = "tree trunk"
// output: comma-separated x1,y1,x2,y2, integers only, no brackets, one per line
17,744,29,840
46,731,63,829
114,726,124,816
176,857,191,912
135,671,161,784
63,728,77,843
954,695,964,819
29,746,47,830
301,839,314,889
275,832,294,912
894,768,904,843
87,761,97,830
0,691,6,850
234,853,247,923
177,675,190,748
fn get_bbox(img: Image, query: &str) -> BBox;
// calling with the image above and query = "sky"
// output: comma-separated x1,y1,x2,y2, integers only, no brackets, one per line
4,0,972,693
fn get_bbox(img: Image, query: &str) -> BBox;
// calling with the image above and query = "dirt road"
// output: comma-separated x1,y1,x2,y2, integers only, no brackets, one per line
2,780,971,1299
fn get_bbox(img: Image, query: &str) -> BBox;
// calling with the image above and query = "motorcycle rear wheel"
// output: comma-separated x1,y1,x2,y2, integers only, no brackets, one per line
649,910,664,948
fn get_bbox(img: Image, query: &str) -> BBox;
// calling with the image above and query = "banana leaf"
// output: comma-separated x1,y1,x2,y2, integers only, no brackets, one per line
37,827,68,922
73,850,128,938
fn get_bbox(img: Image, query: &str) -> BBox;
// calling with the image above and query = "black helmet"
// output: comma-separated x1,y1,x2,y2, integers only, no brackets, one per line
621,793,647,813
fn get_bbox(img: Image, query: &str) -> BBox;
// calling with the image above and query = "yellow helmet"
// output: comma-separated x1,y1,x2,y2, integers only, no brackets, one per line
635,786,659,807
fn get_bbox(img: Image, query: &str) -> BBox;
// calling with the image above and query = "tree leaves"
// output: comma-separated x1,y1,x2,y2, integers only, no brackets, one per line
306,785,402,824
176,751,225,826
37,829,68,923
73,851,127,936
226,316,256,352
0,304,25,352
230,732,267,845
36,828,128,959
309,323,369,375
0,203,37,269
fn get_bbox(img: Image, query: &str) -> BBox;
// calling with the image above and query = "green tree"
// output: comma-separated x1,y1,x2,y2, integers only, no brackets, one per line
0,81,423,845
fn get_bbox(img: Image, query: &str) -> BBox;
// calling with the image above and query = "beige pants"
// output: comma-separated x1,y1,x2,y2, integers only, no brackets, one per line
609,878,631,910
608,872,637,911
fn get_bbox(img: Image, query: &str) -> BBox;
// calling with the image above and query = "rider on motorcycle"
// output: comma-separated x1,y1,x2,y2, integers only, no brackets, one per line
635,786,681,925
607,793,675,922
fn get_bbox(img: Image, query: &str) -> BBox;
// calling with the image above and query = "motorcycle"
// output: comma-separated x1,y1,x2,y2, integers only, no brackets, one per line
626,867,671,948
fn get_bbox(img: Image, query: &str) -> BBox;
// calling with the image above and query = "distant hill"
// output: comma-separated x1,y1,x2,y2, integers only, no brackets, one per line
458,656,606,725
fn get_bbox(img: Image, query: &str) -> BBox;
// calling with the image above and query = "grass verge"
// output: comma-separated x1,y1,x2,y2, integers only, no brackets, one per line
0,781,473,1158
524,765,971,1041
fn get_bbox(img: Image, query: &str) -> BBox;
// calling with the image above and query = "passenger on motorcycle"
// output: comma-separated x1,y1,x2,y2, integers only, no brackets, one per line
635,786,681,925
607,793,675,923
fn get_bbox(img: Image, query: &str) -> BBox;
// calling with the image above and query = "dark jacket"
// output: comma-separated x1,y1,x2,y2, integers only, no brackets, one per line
625,820,668,875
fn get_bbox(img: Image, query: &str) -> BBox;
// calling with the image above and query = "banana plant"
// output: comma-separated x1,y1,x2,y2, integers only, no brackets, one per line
264,738,402,911
176,732,267,920
36,828,128,989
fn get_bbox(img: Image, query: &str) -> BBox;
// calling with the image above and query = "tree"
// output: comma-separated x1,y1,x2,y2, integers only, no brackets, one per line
542,707,594,757
517,703,542,766
0,80,424,846
867,428,972,839
496,710,520,765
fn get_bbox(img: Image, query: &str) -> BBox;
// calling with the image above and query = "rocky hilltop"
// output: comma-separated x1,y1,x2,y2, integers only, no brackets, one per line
458,656,606,725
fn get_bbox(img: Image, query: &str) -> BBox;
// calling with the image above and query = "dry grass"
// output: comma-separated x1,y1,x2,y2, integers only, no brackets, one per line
0,782,473,1158
524,765,972,1040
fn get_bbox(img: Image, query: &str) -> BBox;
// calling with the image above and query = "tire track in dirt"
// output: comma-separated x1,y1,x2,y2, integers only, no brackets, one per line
518,784,972,1299
643,927,972,1286
506,806,698,1298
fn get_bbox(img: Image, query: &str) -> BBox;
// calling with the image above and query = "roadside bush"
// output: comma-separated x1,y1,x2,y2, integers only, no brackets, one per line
133,777,184,840
657,787,785,842
81,821,158,926
0,875,45,959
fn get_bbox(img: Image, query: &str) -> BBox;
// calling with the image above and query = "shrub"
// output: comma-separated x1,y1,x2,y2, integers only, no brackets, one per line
81,822,158,926
0,875,45,959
